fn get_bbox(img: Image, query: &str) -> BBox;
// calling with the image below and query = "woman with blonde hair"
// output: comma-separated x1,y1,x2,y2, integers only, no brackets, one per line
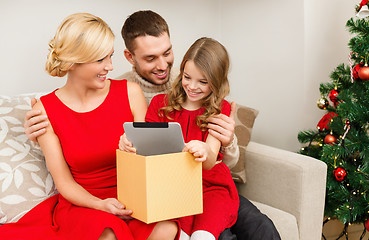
0,13,179,240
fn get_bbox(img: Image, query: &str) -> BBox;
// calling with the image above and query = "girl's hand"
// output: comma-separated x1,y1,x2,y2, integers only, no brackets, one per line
183,140,209,162
119,133,136,153
99,198,133,220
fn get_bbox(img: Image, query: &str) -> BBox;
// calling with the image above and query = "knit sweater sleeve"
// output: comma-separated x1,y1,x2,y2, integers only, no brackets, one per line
221,135,240,169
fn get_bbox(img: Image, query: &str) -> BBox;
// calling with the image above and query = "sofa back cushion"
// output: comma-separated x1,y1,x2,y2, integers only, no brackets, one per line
0,94,57,223
230,104,259,183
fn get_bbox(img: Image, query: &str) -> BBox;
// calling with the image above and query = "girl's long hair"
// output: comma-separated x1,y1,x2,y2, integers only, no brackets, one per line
160,37,230,130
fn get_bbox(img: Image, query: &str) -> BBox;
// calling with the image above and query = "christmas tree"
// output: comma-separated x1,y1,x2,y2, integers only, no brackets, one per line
298,1,369,238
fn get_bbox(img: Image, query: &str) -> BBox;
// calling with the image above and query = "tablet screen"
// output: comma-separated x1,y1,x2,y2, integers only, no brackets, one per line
123,122,185,156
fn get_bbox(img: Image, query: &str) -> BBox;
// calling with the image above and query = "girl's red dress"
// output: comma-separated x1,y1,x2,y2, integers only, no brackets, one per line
146,94,239,239
0,80,161,239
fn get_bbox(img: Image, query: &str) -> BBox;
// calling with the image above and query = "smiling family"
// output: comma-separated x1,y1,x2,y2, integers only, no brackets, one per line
0,11,280,240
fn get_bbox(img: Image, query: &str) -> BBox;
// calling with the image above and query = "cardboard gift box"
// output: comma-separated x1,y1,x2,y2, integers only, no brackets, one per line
116,150,203,224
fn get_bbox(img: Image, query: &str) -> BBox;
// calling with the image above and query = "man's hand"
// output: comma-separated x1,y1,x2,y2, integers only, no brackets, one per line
207,101,236,147
24,98,49,142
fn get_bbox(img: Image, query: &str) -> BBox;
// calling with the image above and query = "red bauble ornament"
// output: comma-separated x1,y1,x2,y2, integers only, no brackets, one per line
316,112,338,131
358,66,369,80
324,134,337,145
329,89,339,105
333,167,347,182
365,219,369,231
353,63,364,80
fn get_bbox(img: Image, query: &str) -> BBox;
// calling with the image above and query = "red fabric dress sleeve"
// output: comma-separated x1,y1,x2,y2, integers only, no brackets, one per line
220,100,231,117
145,94,167,122
210,100,231,162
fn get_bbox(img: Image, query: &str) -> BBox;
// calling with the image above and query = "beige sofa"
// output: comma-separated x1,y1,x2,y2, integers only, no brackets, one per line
0,93,327,239
237,141,327,240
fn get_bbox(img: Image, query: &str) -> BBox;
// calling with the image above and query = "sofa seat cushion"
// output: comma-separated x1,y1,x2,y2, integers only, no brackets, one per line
251,200,299,240
0,93,57,223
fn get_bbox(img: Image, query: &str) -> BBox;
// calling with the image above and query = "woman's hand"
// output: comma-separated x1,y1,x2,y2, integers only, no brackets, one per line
99,198,133,220
118,133,136,153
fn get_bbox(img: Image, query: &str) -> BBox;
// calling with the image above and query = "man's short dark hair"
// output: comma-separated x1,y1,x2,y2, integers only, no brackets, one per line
121,10,170,53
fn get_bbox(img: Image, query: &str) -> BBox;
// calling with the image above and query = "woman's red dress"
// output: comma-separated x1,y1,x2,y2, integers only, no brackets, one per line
0,80,158,239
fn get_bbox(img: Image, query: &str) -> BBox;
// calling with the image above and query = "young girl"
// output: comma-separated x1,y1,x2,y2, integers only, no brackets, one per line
120,37,239,240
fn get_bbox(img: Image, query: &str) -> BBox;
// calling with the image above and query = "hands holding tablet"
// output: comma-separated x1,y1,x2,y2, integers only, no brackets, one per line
119,122,218,170
119,133,136,153
119,133,211,162
182,140,214,163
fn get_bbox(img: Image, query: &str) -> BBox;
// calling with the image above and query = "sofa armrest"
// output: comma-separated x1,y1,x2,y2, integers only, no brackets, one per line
236,141,327,240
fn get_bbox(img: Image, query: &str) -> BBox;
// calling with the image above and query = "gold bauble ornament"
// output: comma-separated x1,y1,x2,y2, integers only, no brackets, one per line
317,97,329,109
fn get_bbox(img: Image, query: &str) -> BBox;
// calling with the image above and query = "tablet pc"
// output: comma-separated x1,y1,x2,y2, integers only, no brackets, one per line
123,122,185,156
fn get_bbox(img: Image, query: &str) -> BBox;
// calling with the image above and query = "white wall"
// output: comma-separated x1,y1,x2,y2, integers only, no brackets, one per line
220,0,304,151
303,0,357,143
218,0,357,151
0,0,220,95
0,0,359,152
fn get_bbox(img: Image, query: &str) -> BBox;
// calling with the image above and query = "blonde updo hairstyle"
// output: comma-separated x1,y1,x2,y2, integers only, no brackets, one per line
160,37,230,131
46,13,115,77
